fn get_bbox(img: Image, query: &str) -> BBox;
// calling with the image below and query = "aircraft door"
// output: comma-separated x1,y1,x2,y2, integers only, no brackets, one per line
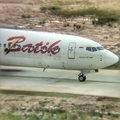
68,42,76,59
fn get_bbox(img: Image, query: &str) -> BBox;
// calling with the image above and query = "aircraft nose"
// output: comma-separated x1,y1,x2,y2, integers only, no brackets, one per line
105,50,119,67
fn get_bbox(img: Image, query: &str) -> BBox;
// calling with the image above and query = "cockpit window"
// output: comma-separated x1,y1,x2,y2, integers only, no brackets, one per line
97,46,104,50
86,47,97,52
92,47,97,52
86,47,91,51
86,46,104,52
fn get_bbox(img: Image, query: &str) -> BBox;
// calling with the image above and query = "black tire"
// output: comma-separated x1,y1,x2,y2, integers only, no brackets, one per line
83,76,86,81
78,75,86,82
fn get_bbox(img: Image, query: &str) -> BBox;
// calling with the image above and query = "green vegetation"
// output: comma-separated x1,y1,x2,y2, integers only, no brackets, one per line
40,5,61,13
38,20,46,25
0,90,120,120
40,0,120,26
21,14,31,19
0,112,25,120
0,90,82,98
51,0,84,6
0,110,119,120
0,90,120,101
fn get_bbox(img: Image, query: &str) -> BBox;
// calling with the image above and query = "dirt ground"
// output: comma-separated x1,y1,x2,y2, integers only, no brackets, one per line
0,0,120,55
0,92,120,119
0,0,120,119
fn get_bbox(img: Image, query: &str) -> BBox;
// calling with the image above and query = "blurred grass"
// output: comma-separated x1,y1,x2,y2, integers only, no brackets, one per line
0,110,119,120
40,0,120,25
41,6,120,25
0,112,25,120
0,89,120,120
0,90,119,101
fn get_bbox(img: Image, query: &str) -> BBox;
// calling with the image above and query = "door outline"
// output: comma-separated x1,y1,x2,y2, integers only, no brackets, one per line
68,42,76,59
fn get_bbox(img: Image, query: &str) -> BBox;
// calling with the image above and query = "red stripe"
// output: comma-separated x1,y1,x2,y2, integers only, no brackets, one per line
79,46,84,48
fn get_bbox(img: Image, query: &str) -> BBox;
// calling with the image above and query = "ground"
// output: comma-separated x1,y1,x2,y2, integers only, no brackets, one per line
0,91,120,120
0,0,120,55
0,0,120,120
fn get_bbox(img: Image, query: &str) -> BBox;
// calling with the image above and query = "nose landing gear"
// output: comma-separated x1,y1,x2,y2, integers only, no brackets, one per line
78,69,99,82
78,72,86,82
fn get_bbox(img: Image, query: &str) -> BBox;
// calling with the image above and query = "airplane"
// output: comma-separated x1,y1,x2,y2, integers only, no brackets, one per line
0,28,119,82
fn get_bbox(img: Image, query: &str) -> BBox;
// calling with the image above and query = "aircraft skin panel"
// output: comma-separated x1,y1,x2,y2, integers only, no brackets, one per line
0,28,119,70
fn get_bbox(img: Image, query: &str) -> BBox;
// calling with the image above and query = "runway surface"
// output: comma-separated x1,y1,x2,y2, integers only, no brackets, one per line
0,66,120,97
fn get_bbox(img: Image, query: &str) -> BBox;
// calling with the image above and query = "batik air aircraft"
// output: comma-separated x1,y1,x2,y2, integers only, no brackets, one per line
0,28,119,82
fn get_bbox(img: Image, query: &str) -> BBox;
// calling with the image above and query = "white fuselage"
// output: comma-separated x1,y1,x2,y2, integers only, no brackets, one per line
0,28,119,70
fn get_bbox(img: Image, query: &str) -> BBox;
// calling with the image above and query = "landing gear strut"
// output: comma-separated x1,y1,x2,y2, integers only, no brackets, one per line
78,72,86,82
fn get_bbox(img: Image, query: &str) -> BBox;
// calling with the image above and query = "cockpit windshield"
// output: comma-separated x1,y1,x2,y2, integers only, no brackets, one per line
96,46,104,50
86,46,104,52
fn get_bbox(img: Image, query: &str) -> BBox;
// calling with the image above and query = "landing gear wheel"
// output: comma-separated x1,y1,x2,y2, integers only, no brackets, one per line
78,75,86,82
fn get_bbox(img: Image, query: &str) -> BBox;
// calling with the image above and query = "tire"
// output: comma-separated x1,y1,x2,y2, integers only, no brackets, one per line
78,75,86,82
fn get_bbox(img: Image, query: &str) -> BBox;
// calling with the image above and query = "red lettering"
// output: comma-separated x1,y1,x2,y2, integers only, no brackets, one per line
8,36,26,43
8,36,26,52
22,44,33,53
7,36,61,55
48,40,61,54
34,42,43,53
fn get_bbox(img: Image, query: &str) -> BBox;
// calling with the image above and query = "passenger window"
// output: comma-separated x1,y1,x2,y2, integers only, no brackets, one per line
13,45,16,48
86,47,91,51
8,43,11,47
36,46,38,50
28,46,31,49
18,45,21,48
4,44,6,48
0,43,1,47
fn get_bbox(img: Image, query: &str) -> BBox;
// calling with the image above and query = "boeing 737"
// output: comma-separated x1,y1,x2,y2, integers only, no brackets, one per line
0,28,119,82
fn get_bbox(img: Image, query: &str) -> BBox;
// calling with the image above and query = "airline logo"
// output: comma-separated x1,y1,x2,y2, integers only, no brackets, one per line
4,36,61,55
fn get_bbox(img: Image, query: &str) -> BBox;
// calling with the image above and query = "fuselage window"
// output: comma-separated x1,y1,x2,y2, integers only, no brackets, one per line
4,44,6,48
36,46,38,50
18,45,21,48
13,45,16,48
0,43,1,47
23,45,25,49
8,43,11,47
28,46,30,49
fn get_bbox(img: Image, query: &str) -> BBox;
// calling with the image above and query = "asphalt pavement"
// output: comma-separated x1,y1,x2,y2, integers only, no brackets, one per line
0,66,120,97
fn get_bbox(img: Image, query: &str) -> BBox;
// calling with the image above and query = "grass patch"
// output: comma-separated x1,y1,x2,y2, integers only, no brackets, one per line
0,111,119,120
50,7,120,25
40,5,61,13
0,90,120,102
40,0,120,26
0,90,119,120
0,112,25,120
0,89,82,98
51,0,84,6
39,108,66,115
21,14,31,19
